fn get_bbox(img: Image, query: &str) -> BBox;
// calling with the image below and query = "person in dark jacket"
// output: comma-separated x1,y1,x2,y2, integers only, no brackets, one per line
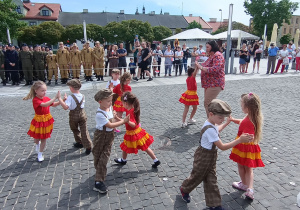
5,44,19,85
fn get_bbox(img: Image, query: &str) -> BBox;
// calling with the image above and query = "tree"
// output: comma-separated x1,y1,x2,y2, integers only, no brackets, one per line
280,33,292,44
87,24,104,43
187,20,202,29
0,0,27,42
212,21,250,35
103,21,123,43
36,21,65,45
175,28,182,34
152,26,172,41
62,24,83,43
244,0,298,39
17,25,40,44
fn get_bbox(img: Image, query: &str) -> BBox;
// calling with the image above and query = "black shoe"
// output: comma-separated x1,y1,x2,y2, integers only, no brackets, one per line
73,142,83,148
3,82,6,86
90,77,93,81
101,76,104,81
147,77,153,81
16,83,19,86
114,158,127,165
180,186,190,203
93,182,107,193
47,80,51,85
133,77,138,81
209,206,226,210
152,160,161,168
85,148,91,155
12,82,15,86
139,76,142,79
97,76,100,81
143,76,145,79
55,80,58,85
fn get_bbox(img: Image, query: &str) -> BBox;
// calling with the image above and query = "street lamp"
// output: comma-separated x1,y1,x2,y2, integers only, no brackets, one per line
219,9,222,26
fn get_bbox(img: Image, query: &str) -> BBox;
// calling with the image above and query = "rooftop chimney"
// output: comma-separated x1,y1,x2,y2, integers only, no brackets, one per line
135,7,139,15
120,10,124,14
23,0,30,3
150,11,155,15
189,14,193,17
142,5,145,14
209,18,217,22
83,9,88,13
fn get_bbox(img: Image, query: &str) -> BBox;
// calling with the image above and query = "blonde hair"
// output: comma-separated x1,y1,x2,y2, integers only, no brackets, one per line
241,93,263,144
23,81,46,100
120,72,131,92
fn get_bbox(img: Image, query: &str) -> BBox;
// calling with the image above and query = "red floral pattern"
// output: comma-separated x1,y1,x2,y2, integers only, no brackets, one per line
201,51,225,90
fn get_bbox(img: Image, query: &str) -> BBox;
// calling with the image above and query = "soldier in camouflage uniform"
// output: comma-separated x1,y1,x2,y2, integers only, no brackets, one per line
33,45,46,82
19,44,33,85
93,41,105,81
57,42,70,84
81,42,94,81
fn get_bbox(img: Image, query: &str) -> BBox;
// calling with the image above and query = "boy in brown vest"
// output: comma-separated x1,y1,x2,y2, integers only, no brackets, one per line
58,79,92,154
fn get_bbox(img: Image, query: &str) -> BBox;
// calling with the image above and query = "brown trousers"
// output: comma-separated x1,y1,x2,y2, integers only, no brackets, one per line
48,67,58,80
72,65,81,78
59,64,69,79
92,129,114,182
181,125,221,207
84,63,92,76
94,62,104,76
204,87,222,117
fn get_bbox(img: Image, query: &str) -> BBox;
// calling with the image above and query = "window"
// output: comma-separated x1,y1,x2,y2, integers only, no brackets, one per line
29,22,37,26
42,10,50,16
16,6,21,14
291,18,293,24
297,18,299,24
289,28,292,34
284,28,286,34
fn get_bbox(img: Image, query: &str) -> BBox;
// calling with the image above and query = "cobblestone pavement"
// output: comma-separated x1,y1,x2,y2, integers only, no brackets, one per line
0,75,300,210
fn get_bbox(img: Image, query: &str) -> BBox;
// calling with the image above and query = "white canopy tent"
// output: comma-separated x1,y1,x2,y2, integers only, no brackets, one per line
213,30,260,40
162,28,215,49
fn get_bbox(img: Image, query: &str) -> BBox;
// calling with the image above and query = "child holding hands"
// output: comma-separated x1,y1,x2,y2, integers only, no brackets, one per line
58,79,92,154
23,81,60,162
180,99,254,209
92,89,129,193
229,93,264,200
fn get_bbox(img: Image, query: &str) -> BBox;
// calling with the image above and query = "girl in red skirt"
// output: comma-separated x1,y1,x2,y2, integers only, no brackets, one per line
114,92,160,168
113,72,132,132
229,92,264,200
23,81,60,162
179,67,199,128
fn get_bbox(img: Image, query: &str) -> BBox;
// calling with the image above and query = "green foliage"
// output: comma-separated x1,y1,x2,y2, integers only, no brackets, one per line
244,0,299,39
175,28,182,34
152,26,172,41
187,20,202,29
280,33,292,44
37,22,65,45
0,0,26,42
86,24,104,43
62,24,83,43
211,21,250,35
17,25,40,44
103,21,123,43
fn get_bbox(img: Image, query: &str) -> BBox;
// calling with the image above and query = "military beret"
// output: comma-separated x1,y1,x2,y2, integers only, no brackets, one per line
7,43,12,47
22,43,28,47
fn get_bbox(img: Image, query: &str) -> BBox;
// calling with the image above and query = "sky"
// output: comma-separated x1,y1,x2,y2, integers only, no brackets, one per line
32,0,300,26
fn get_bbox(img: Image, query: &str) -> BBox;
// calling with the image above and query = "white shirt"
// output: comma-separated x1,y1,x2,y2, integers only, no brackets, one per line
65,93,85,110
279,49,289,59
175,51,183,60
197,49,208,62
104,49,108,61
200,120,219,150
95,107,113,131
153,49,163,60
106,79,120,88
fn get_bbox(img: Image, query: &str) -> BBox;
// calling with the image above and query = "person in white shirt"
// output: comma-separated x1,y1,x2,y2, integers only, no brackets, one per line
274,44,289,73
106,69,120,90
58,79,92,154
152,46,163,76
92,89,129,193
197,45,208,62
174,46,183,76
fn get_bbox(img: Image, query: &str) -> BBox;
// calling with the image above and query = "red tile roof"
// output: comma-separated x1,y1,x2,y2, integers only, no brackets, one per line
22,2,61,21
184,16,212,29
207,21,228,32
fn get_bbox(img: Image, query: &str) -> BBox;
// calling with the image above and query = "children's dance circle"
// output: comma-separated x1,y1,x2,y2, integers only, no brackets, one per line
23,63,264,209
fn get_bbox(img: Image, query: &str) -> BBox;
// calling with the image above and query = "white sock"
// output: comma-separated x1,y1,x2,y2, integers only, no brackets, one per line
153,158,158,162
121,158,127,161
118,158,126,162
